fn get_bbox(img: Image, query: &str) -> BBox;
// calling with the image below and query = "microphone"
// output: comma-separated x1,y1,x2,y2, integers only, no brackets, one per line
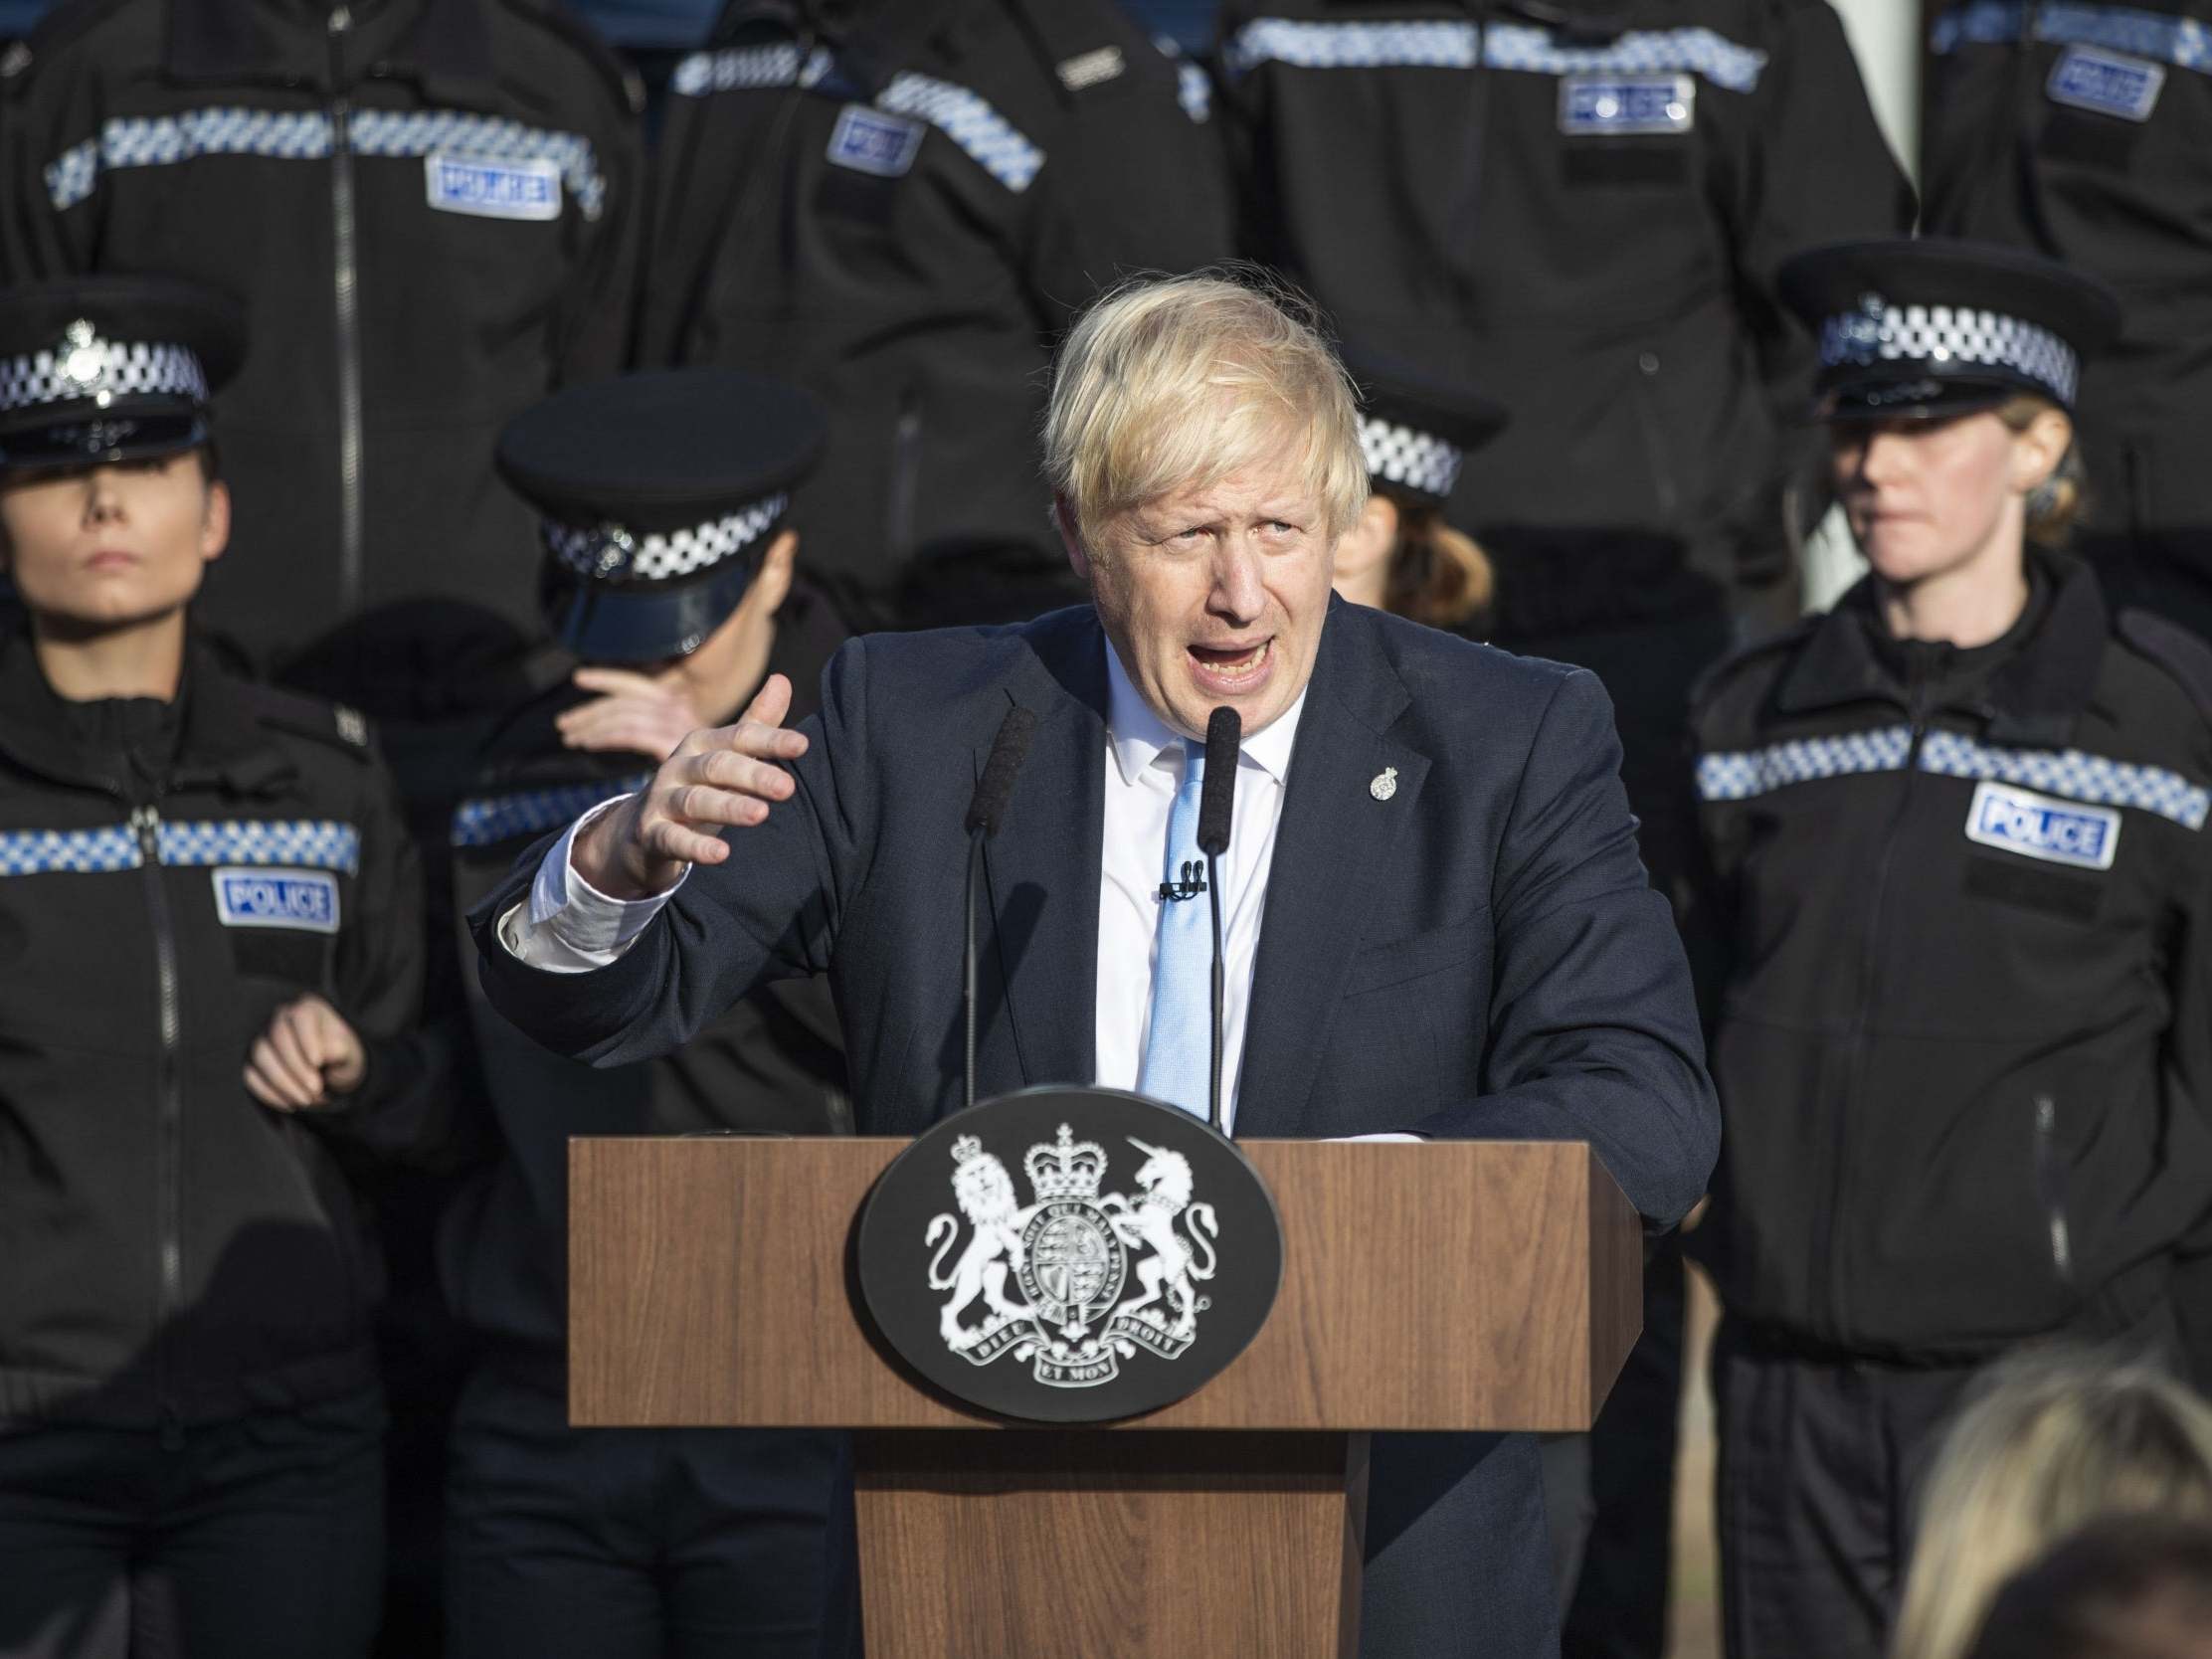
964,706,1038,1110
1198,706,1240,1136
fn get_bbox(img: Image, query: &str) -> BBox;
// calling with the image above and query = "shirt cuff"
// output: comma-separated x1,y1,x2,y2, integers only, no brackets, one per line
495,795,688,973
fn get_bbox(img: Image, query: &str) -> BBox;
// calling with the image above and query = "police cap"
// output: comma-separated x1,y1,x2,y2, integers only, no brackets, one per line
1346,350,1508,504
1778,238,2121,422
0,276,245,473
497,369,828,664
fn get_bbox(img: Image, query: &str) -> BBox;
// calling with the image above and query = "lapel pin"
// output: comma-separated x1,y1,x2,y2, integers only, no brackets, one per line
1370,767,1397,802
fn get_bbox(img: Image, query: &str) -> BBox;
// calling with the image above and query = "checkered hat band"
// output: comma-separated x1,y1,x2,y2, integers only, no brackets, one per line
1819,301,2081,407
46,106,606,219
542,495,789,583
1933,0,2212,72
0,818,360,877
1697,724,2210,830
1223,17,1767,92
0,340,207,414
669,48,1043,192
1359,416,1464,498
452,774,653,849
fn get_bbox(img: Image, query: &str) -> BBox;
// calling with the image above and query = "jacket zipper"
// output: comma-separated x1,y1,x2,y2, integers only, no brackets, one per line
1820,659,1935,1334
885,389,922,564
329,5,365,616
2035,1093,2075,1285
131,803,186,1450
1631,351,1681,523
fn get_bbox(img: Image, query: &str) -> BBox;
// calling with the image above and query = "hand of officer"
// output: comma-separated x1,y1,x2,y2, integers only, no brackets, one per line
557,667,708,763
245,995,367,1111
569,672,810,900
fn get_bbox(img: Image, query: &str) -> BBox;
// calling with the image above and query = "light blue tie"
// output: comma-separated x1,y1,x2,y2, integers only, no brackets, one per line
1137,739,1211,1118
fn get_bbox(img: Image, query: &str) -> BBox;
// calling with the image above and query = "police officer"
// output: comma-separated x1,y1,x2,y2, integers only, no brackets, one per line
638,0,1235,628
0,276,430,1658
1921,0,2212,644
1689,239,2212,1659
375,370,845,1658
0,0,645,719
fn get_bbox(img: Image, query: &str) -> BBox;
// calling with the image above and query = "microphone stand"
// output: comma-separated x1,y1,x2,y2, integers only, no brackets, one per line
1206,845,1225,1137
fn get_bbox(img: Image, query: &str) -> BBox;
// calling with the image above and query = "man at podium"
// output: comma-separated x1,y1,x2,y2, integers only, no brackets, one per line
471,273,1719,1655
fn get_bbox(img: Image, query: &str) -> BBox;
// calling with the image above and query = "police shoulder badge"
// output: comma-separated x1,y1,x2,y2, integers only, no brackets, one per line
856,1087,1282,1422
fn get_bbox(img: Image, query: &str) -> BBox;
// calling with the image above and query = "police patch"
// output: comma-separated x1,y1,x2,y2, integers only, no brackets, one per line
423,153,564,221
827,105,924,178
212,867,341,933
1559,74,1695,136
2045,45,2164,122
1965,781,2120,872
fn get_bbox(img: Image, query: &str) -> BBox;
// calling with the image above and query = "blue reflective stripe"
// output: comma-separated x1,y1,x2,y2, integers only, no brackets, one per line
0,819,361,876
46,106,607,218
1695,726,1915,801
1223,16,1765,92
450,775,651,849
156,820,362,873
668,47,1043,191
1932,0,2212,72
0,826,143,876
1919,731,2210,829
1697,726,2210,830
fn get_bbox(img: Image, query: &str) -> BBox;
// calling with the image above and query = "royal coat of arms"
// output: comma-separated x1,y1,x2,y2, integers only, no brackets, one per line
924,1123,1220,1388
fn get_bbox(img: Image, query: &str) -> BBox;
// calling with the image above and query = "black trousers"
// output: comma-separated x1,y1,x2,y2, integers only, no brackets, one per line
1711,1325,1979,1659
444,1365,840,1659
0,1393,385,1659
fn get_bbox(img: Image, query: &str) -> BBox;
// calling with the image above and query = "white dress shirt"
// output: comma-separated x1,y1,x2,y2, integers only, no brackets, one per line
500,645,1413,1139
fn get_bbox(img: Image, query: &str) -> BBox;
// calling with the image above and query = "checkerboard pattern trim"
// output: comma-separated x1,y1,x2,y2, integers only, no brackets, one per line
1933,0,2211,72
0,819,360,877
1224,17,1766,92
452,775,654,848
541,495,789,583
1696,725,1916,801
1697,725,2210,830
46,106,607,219
1819,300,2081,408
1153,36,1215,122
1359,416,1464,498
1920,731,2210,829
668,47,1042,192
0,339,207,414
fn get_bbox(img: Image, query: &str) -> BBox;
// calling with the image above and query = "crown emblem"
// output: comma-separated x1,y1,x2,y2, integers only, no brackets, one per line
950,1133,987,1168
1024,1123,1106,1202
591,523,637,578
59,319,110,395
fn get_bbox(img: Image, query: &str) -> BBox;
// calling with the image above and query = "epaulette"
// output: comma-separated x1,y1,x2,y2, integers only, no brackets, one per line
505,0,647,117
1688,612,1820,716
2117,609,2212,734
238,683,381,760
1,0,140,92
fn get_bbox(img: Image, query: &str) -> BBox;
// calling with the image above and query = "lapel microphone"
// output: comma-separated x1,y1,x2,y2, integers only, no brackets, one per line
963,705,1038,1111
1198,706,1240,1136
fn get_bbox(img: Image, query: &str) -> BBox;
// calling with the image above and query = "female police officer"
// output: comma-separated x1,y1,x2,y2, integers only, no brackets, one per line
1689,239,2212,1659
0,277,427,1657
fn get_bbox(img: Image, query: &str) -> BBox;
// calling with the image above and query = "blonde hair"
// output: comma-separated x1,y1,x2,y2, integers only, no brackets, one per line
1380,490,1494,630
1893,1353,2212,1659
1998,394,2088,547
1043,270,1369,552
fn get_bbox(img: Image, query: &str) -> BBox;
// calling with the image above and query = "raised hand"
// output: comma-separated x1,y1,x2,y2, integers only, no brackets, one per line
569,672,810,900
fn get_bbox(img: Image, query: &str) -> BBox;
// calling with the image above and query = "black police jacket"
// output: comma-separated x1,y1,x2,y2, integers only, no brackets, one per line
1689,553,2212,1362
1921,0,2212,541
438,578,850,1365
0,636,430,1430
636,0,1233,614
1216,0,1914,635
0,0,645,707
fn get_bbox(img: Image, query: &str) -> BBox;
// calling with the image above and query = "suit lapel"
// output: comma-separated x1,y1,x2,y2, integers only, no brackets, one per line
1236,607,1429,1137
979,621,1107,1092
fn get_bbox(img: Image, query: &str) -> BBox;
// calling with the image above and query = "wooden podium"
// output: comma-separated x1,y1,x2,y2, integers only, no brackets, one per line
570,1137,1642,1658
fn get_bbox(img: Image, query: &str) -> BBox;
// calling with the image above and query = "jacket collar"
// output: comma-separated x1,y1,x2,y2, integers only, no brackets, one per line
166,0,499,104
1774,549,2108,747
0,631,293,799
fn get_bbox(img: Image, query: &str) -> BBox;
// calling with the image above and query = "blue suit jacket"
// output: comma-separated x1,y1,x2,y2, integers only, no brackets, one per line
472,596,1718,1655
